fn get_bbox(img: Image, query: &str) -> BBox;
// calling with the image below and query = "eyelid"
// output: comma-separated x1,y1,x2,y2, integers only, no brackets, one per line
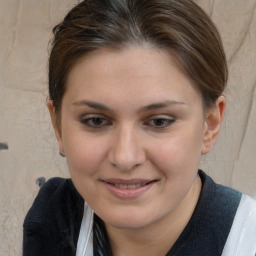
81,113,106,118
80,114,112,128
143,115,175,128
145,114,175,121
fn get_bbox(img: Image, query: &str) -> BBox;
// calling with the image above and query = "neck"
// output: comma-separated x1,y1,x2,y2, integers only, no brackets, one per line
105,175,202,256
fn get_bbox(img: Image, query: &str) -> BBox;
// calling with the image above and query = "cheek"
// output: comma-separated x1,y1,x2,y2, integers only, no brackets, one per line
149,129,203,177
62,134,109,203
62,130,108,177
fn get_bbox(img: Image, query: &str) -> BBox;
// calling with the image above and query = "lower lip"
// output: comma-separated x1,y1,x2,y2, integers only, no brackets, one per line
102,181,155,200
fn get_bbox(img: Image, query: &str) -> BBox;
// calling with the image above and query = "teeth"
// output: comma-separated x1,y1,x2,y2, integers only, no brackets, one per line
113,183,147,189
120,184,128,189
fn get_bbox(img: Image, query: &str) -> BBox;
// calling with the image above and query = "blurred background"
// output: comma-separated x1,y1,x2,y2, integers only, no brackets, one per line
0,0,255,255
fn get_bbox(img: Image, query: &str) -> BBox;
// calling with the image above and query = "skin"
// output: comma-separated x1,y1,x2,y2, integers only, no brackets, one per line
48,46,225,256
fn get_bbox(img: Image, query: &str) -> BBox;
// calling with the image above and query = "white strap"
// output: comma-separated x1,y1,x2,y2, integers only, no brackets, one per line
221,194,256,256
76,202,94,256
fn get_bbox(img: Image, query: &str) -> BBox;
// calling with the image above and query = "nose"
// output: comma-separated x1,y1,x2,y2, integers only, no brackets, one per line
108,125,146,171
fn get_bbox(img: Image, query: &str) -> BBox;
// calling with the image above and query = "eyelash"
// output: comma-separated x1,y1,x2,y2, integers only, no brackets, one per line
80,115,175,130
81,116,112,128
144,118,175,129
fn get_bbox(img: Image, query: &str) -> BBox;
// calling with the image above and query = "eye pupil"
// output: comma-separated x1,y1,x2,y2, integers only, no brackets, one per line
81,116,111,129
154,119,166,126
92,118,103,125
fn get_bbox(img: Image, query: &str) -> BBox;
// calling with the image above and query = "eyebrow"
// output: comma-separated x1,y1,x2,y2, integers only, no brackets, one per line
72,100,112,111
138,100,187,112
72,100,187,112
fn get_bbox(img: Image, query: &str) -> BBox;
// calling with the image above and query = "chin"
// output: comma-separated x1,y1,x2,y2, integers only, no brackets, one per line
108,219,150,230
102,209,156,230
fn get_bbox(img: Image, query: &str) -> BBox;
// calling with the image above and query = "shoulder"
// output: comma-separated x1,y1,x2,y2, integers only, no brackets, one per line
23,177,84,256
199,171,256,255
24,177,83,227
198,170,242,214
222,195,256,255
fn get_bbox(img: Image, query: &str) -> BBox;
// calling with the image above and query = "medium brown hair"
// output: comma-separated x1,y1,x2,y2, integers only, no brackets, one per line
49,0,228,123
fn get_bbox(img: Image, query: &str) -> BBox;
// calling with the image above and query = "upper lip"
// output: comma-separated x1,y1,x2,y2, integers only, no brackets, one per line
101,178,156,185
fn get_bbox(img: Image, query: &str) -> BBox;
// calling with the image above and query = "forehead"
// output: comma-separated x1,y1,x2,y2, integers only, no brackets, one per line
68,46,184,79
64,46,202,108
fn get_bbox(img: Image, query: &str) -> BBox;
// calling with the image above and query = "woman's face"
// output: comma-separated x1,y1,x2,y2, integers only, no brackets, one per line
49,46,222,230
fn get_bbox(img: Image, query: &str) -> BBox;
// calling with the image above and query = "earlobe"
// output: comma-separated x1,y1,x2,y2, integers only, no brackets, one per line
47,101,65,156
201,96,226,154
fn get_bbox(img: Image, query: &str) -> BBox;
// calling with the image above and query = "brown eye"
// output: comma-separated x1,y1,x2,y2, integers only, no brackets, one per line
147,118,175,128
81,117,111,128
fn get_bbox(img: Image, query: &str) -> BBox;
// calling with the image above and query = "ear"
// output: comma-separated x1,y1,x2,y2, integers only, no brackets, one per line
201,95,226,154
47,101,65,157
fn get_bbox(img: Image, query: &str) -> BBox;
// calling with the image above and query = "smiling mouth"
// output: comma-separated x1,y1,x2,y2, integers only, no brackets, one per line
111,182,151,189
101,180,157,199
102,180,157,189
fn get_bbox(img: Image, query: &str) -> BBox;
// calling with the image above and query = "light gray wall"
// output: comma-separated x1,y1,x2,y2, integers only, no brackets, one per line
0,0,255,255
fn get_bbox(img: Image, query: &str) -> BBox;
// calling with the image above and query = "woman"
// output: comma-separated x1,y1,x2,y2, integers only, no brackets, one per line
23,0,256,255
